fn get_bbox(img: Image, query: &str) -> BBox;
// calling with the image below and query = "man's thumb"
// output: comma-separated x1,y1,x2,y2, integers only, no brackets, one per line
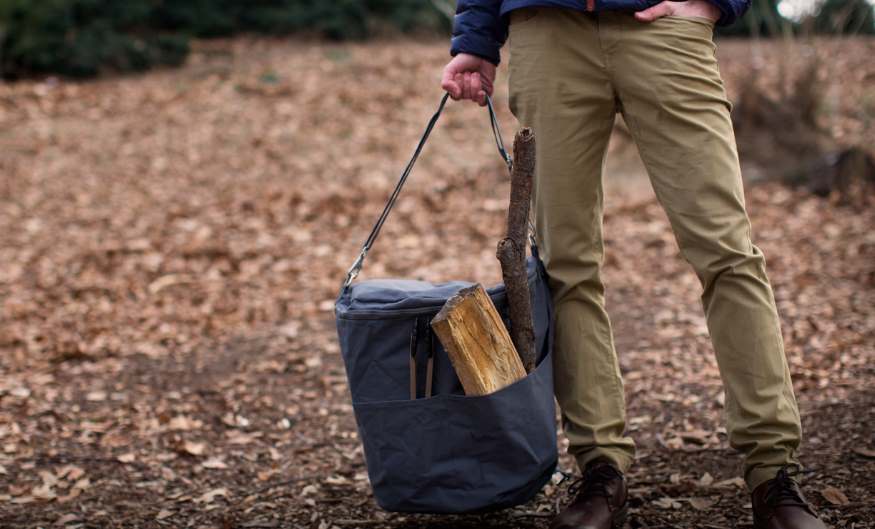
635,1,673,22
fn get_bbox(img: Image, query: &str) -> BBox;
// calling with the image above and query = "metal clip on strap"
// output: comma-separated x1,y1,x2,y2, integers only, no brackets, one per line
342,93,527,291
487,95,513,172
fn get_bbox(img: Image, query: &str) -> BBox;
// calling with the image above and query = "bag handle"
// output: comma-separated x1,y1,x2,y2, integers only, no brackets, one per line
341,93,527,291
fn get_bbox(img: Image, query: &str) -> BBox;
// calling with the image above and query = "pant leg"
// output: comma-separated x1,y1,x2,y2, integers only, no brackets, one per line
603,12,802,490
508,8,636,473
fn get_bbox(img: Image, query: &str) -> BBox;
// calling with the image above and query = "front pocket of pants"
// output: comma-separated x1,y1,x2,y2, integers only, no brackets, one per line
657,15,717,52
663,14,716,28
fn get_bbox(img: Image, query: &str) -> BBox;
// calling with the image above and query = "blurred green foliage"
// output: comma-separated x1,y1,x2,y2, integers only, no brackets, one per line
0,0,446,79
0,0,188,78
717,0,788,36
1,0,872,79
813,0,875,35
718,0,875,37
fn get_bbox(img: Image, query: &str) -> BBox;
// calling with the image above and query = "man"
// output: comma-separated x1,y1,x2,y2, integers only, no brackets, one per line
441,1,826,528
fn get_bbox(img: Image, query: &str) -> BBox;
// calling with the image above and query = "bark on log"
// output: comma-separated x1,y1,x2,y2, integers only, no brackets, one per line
497,128,537,372
430,284,526,396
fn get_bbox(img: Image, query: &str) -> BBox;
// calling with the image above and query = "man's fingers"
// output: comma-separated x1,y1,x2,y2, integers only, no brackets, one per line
460,72,467,101
482,75,494,96
471,72,484,104
471,72,481,96
440,53,497,104
441,69,461,99
442,57,495,104
471,72,487,106
458,72,467,101
444,81,461,100
635,1,673,21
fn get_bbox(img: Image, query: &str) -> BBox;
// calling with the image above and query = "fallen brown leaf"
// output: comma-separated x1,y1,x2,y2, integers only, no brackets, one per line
689,497,716,510
31,484,57,501
196,487,229,503
201,457,228,469
678,429,712,445
56,488,81,503
182,440,207,456
713,477,745,489
653,497,682,509
168,415,203,431
54,513,80,526
820,486,850,506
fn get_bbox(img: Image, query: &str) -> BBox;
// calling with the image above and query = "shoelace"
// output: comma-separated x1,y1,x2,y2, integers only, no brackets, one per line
567,463,622,499
763,466,816,514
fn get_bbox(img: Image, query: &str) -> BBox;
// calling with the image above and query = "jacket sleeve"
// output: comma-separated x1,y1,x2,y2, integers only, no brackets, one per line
449,0,508,66
706,0,752,26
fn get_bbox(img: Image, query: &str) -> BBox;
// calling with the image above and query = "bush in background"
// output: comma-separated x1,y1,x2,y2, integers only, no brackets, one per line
149,0,444,40
813,0,875,35
718,0,875,37
0,0,446,79
0,0,189,78
1,0,872,79
717,0,791,37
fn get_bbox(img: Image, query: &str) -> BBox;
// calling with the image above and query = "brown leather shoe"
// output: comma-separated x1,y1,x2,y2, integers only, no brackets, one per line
752,467,827,529
551,458,628,529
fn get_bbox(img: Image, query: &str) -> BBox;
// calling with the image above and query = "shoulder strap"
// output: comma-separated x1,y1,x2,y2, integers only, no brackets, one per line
341,93,524,292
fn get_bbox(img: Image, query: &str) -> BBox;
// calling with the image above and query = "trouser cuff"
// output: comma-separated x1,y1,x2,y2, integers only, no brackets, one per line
746,463,801,491
575,448,635,474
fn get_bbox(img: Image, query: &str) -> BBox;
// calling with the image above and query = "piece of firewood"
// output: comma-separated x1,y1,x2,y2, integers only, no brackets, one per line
431,284,526,396
496,128,536,372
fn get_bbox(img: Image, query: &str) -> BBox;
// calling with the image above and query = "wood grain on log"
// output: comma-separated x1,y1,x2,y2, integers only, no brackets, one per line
430,284,526,396
497,128,537,372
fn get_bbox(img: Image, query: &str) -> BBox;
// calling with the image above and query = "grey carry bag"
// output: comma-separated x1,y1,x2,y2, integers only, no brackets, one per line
335,94,557,514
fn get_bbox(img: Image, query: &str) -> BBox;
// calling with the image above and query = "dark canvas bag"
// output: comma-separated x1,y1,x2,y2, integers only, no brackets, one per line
335,94,557,513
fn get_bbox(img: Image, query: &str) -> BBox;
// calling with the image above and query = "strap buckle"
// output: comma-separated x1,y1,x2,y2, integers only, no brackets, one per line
342,250,367,289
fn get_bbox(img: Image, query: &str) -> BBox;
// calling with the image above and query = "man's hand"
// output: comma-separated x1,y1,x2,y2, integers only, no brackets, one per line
635,0,721,23
441,53,497,107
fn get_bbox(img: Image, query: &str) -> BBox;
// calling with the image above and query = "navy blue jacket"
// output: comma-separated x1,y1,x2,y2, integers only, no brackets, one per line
450,0,751,64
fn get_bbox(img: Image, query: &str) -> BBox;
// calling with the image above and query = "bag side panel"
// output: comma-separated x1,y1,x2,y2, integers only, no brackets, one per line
355,344,556,513
337,258,558,513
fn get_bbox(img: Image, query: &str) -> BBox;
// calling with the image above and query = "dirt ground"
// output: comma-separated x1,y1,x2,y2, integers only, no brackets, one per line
1,35,873,528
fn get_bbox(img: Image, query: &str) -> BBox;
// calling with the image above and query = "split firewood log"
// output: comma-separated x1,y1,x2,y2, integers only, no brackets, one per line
430,284,526,396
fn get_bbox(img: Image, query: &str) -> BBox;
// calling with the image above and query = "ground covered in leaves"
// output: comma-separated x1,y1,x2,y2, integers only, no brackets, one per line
1,36,873,528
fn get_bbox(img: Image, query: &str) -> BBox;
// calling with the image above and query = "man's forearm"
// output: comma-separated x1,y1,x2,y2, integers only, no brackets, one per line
450,0,507,66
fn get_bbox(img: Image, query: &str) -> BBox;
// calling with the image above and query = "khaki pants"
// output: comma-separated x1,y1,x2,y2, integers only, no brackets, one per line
507,8,802,490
